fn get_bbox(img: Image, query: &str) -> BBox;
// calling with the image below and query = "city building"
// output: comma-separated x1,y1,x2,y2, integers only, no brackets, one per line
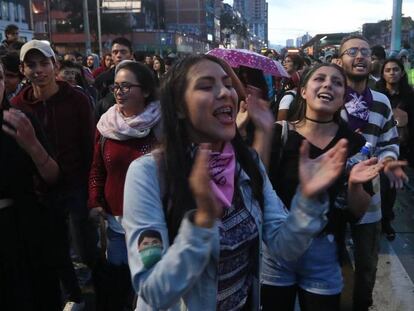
363,17,414,49
302,32,350,58
296,36,302,49
0,1,33,42
220,2,248,49
30,0,218,56
164,0,218,47
286,38,294,47
295,32,312,48
234,0,268,46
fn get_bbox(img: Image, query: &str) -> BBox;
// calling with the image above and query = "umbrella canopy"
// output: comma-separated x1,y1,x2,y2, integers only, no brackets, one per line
206,48,289,78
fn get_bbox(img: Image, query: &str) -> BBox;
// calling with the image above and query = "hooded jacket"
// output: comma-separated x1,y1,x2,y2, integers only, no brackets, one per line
11,81,94,191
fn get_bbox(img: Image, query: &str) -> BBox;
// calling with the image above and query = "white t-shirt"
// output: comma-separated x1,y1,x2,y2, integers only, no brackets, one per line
278,90,297,110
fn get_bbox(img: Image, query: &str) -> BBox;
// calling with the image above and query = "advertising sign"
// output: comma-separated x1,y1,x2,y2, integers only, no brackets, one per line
102,0,141,13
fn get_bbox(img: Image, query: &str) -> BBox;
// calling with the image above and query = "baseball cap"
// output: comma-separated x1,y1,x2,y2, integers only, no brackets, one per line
20,40,56,62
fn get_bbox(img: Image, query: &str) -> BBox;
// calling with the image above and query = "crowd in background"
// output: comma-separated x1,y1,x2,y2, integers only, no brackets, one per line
0,22,413,311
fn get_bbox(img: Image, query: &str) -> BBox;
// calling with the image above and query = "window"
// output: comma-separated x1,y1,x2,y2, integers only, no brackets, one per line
2,1,9,21
14,3,19,22
21,5,26,22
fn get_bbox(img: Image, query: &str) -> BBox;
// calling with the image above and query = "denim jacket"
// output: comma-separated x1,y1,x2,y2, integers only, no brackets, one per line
123,153,329,311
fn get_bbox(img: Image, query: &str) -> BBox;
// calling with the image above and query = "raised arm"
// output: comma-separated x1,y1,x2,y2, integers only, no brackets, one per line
2,108,59,184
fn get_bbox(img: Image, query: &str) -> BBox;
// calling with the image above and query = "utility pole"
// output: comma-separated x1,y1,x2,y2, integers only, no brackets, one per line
83,0,92,55
29,0,35,31
391,0,402,55
156,0,161,57
96,0,102,57
46,0,52,42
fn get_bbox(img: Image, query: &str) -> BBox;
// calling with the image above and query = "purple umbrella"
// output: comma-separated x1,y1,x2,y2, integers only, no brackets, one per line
206,48,289,78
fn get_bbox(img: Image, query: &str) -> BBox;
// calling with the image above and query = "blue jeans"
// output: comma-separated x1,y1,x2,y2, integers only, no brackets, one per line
56,187,97,266
51,187,97,302
262,235,343,295
106,228,128,266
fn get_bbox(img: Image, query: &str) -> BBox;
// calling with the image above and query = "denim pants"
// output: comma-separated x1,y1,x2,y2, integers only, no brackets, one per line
55,187,98,266
351,221,381,311
51,187,98,302
106,228,128,266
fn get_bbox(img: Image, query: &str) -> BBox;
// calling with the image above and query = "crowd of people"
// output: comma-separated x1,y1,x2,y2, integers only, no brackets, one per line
0,23,413,311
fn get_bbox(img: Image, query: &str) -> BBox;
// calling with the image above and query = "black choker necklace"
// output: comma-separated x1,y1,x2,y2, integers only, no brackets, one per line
305,116,334,124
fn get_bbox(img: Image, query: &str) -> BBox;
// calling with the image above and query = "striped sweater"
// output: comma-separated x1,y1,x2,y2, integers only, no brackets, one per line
341,88,399,224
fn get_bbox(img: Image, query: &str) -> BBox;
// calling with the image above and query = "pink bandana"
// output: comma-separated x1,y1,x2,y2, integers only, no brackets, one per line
208,143,236,208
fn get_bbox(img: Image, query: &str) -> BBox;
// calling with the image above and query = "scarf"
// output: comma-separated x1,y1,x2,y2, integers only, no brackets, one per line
208,142,236,208
344,86,373,131
97,101,161,140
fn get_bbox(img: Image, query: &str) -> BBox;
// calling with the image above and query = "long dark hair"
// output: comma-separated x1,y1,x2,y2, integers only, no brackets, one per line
289,63,347,123
160,54,264,241
236,66,268,100
376,58,414,98
153,56,165,75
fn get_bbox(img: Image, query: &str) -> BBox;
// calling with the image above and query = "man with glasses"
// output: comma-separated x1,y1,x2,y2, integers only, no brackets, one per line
338,35,407,311
0,24,23,56
94,37,133,122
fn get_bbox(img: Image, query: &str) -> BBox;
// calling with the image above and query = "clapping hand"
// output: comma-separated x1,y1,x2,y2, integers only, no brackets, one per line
245,94,274,133
349,158,383,185
189,144,221,228
2,108,37,154
236,99,249,132
236,95,274,133
383,160,409,189
299,139,348,198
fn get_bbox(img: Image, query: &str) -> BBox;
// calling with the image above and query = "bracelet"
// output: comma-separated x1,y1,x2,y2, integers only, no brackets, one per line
39,153,50,167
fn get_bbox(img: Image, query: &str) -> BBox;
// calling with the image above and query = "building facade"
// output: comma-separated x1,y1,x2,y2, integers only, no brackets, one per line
0,1,33,43
163,0,217,46
363,17,414,50
234,0,268,46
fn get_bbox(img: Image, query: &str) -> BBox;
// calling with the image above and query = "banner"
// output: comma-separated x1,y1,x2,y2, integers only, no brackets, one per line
102,0,141,13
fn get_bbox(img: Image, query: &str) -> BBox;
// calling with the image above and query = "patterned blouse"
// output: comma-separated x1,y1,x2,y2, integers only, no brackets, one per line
216,188,259,310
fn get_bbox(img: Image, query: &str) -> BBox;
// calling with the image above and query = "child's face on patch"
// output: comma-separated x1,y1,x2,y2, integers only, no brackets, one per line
139,237,162,251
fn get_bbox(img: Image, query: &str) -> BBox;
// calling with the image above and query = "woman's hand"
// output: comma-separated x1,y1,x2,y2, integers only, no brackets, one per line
2,108,37,154
383,159,409,189
299,139,348,198
246,94,274,133
236,100,249,133
349,158,383,185
189,144,221,228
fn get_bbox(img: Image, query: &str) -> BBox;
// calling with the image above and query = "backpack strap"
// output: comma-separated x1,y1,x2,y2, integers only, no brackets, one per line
275,120,289,147
272,120,290,169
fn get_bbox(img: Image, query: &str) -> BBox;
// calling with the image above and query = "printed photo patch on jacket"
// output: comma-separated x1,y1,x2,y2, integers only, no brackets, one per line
138,230,163,269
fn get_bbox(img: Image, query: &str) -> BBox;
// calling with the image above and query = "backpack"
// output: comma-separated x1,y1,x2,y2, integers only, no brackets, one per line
271,89,297,119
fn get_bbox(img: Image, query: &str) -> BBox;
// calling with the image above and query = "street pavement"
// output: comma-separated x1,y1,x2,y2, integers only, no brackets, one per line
341,166,414,311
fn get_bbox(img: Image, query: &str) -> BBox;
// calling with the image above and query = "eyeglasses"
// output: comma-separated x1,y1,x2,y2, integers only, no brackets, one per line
340,47,371,58
110,83,141,94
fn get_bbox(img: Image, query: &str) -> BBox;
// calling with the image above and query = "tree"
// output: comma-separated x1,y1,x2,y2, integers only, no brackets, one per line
220,12,248,39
